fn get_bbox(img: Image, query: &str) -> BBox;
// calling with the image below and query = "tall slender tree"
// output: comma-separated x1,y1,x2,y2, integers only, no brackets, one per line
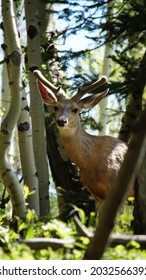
98,1,113,135
18,73,40,215
0,0,26,218
25,0,50,217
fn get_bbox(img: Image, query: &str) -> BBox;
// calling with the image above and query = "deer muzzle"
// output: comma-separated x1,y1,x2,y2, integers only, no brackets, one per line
57,118,68,127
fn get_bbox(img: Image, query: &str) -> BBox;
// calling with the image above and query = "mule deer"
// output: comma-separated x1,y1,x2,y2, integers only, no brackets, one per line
33,70,128,205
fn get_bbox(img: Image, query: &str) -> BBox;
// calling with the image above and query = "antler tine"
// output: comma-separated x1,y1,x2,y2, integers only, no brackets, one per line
33,69,61,95
73,75,108,102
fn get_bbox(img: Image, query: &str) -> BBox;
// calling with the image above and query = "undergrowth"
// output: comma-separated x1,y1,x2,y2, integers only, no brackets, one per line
0,195,146,260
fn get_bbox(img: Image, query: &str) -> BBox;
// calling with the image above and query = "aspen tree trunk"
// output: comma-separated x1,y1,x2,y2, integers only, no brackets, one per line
16,7,39,214
1,59,20,179
0,0,26,218
1,60,21,181
1,64,10,121
18,75,40,215
98,2,112,136
98,44,112,135
25,0,50,216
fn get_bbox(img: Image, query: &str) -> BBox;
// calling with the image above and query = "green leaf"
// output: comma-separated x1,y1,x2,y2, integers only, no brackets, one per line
25,225,34,239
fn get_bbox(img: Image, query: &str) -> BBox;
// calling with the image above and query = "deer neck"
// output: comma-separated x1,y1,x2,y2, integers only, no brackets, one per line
59,123,94,168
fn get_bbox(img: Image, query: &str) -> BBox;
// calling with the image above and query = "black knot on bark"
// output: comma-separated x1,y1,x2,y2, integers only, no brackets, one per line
29,65,39,72
10,50,21,66
27,25,38,39
18,122,30,132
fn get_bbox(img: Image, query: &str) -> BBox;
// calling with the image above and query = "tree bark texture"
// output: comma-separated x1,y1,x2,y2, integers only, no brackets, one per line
0,0,26,218
133,156,146,234
18,79,40,215
119,51,146,143
25,0,50,216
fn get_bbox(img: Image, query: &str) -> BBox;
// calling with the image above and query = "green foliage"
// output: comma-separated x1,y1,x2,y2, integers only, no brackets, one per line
55,0,146,99
115,201,134,234
103,243,146,260
0,201,146,260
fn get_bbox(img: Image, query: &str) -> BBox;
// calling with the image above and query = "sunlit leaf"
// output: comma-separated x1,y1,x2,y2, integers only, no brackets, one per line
25,225,34,239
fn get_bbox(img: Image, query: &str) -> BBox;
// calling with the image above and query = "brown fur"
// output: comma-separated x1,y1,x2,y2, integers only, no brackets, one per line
33,70,131,205
58,122,127,204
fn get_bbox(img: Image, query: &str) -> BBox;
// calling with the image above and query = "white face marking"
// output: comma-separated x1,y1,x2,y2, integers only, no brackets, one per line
54,99,80,134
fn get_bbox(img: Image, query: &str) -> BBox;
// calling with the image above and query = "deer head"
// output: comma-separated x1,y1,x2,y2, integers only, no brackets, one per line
33,70,109,135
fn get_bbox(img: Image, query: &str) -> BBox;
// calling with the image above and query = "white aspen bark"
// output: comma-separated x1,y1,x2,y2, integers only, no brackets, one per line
0,0,26,218
1,64,10,122
18,80,40,215
38,1,59,81
98,44,112,135
98,1,113,136
1,20,19,173
25,0,50,216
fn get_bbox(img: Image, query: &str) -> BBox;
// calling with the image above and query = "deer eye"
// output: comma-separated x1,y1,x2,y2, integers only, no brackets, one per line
72,108,78,114
54,105,59,112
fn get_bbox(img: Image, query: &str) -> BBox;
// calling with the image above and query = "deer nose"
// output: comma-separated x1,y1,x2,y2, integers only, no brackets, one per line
57,118,67,127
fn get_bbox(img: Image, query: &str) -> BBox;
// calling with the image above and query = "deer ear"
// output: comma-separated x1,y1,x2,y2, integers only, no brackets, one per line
78,89,109,109
37,80,58,105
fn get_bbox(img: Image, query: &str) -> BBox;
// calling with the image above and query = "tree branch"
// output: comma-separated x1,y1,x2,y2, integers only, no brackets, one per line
20,234,146,251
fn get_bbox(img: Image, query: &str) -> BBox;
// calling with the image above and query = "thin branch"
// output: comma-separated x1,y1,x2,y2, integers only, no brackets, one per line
0,57,8,65
74,215,93,238
21,238,74,251
20,234,146,251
